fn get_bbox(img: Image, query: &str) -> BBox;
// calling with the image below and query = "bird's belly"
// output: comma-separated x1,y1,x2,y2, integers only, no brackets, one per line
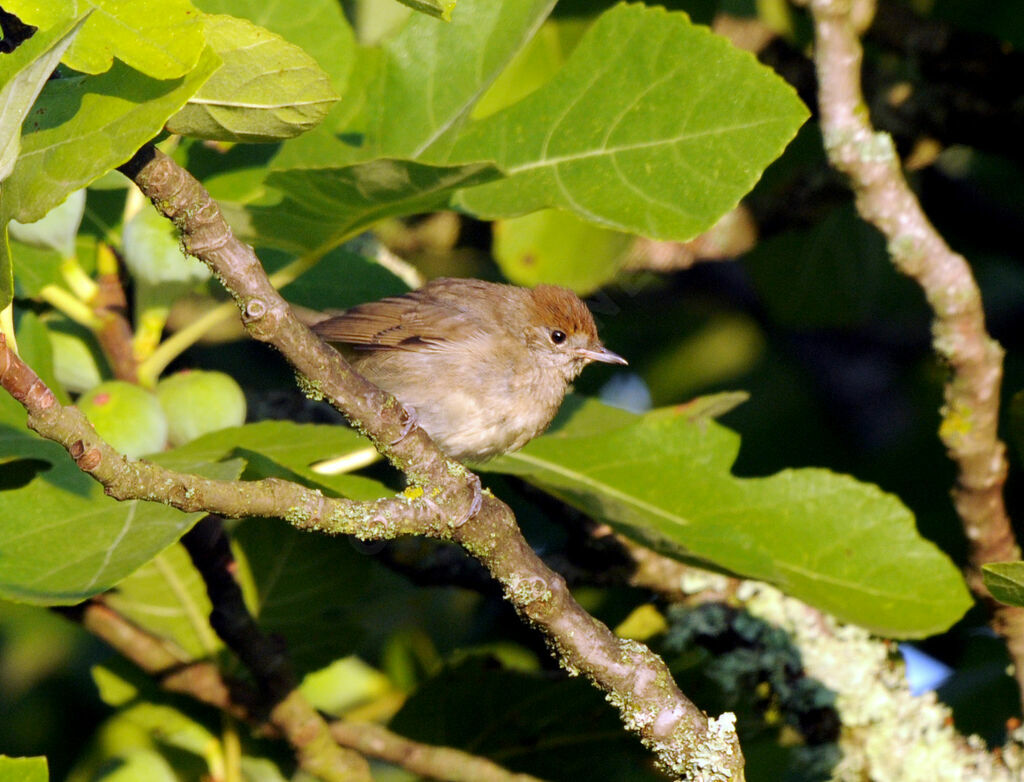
415,387,559,462
356,352,564,462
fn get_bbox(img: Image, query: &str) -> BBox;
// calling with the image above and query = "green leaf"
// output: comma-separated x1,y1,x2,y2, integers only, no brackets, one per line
356,0,556,159
450,3,809,241
165,14,339,142
233,159,501,253
275,245,410,312
470,17,584,121
0,10,88,183
9,190,85,258
72,663,217,780
0,404,245,603
0,756,48,782
231,518,480,676
193,0,355,91
4,47,220,224
394,0,457,22
273,0,557,168
482,398,971,637
982,562,1024,609
92,662,142,706
94,702,214,765
41,318,106,395
493,207,633,293
9,241,63,299
5,0,206,79
106,544,221,659
162,419,388,500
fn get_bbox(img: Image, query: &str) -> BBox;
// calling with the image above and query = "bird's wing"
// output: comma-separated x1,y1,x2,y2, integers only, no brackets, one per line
311,287,481,350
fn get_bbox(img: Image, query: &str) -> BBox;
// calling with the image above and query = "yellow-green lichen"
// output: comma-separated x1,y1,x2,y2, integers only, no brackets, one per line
939,400,973,440
284,505,311,527
295,373,325,402
402,485,424,502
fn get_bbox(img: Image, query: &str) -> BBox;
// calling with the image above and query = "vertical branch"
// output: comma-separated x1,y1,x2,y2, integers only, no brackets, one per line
805,0,1024,703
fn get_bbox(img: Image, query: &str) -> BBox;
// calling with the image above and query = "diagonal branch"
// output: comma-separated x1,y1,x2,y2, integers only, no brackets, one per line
0,292,738,781
0,142,744,779
805,0,1024,704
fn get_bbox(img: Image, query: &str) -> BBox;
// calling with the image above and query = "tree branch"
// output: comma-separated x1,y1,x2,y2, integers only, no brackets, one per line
329,721,546,782
63,598,548,782
0,142,744,779
608,534,1024,777
804,0,1024,704
181,516,370,782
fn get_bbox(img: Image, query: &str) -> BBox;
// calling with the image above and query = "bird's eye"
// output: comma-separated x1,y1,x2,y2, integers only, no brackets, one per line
550,329,567,344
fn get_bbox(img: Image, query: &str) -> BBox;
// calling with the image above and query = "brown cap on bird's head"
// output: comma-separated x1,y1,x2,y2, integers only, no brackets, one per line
528,285,599,338
526,285,627,366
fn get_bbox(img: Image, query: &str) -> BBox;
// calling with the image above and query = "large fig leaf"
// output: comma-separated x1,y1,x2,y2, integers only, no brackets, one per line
483,399,971,637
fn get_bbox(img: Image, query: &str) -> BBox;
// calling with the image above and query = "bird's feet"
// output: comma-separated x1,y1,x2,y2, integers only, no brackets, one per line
452,472,484,527
390,402,419,445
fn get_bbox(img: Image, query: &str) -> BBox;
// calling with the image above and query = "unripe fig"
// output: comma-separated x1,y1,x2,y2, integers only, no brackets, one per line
48,327,103,394
77,381,168,458
156,370,247,446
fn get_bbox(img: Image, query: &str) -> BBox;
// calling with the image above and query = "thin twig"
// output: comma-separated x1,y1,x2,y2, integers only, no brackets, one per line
61,598,548,782
805,0,1024,706
329,721,546,782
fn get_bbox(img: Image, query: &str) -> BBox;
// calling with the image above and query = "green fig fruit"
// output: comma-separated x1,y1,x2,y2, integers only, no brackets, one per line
48,325,104,394
77,381,168,458
156,370,247,446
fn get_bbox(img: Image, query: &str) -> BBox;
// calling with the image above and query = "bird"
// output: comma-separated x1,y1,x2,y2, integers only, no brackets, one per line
312,277,627,463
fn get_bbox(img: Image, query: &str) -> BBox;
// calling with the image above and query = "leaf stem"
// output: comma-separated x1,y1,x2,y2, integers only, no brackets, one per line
59,255,99,302
38,284,103,330
0,303,17,352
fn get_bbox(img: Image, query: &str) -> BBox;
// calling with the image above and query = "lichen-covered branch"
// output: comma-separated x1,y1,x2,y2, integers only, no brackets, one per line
611,534,1024,778
0,142,745,779
743,582,1024,780
805,0,1024,702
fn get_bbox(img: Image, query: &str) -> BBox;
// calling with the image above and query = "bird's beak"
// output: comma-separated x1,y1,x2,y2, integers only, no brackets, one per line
577,345,628,366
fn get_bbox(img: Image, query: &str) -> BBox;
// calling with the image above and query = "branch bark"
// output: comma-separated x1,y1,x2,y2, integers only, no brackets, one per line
0,142,744,779
64,598,548,782
805,0,1024,705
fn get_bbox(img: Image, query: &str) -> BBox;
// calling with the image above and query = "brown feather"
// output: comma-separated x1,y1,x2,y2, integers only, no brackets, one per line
526,285,599,340
311,279,494,349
